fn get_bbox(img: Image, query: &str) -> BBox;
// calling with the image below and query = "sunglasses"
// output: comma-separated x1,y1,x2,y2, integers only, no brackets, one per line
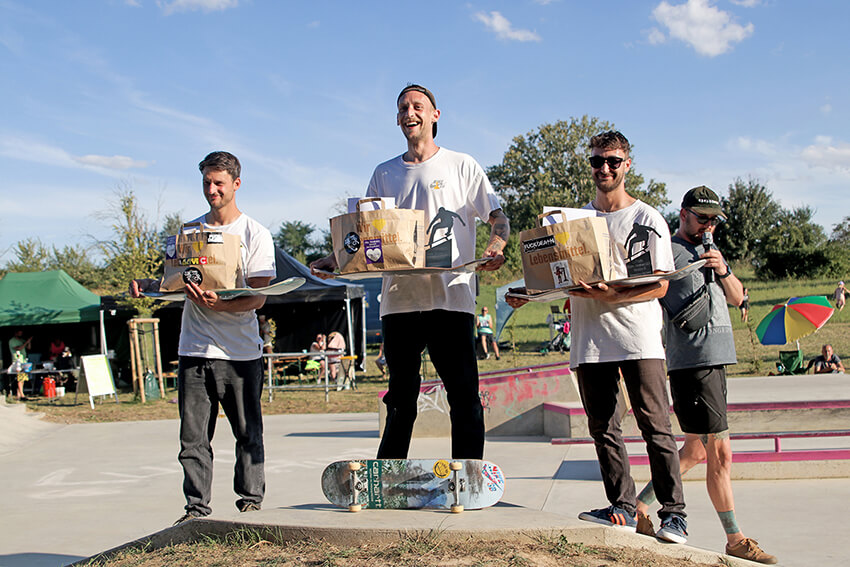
588,156,625,169
686,209,724,226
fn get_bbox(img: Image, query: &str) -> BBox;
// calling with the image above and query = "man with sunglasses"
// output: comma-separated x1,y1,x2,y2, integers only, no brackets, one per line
633,186,776,564
564,131,688,543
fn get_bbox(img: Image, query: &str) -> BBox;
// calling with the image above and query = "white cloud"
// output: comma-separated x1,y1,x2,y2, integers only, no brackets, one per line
730,0,761,6
474,11,542,42
158,0,238,16
647,27,667,45
800,136,850,171
73,154,152,170
821,103,832,115
652,0,754,57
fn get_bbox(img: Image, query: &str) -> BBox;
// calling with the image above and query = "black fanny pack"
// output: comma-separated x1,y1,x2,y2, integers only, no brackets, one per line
670,284,712,333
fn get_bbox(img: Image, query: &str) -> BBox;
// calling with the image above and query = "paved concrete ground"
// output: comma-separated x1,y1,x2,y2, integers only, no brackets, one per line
1,375,848,566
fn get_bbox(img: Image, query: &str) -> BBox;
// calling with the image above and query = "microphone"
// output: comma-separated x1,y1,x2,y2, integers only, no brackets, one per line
702,232,714,283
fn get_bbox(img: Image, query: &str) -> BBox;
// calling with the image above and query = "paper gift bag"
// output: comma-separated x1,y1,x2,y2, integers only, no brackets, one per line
330,198,425,274
161,222,243,291
520,210,612,293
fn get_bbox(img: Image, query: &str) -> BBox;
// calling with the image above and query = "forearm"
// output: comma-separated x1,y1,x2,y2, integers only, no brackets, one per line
486,210,510,253
213,294,267,313
719,271,745,307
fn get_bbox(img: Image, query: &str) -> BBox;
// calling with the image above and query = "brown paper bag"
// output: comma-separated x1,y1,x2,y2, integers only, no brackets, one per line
330,198,426,274
519,211,612,293
161,222,243,291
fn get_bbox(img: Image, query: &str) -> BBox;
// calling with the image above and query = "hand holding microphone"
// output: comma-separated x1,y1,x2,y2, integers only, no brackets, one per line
702,232,714,283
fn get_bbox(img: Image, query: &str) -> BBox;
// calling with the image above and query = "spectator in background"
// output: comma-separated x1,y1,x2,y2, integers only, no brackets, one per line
48,337,66,361
739,288,749,323
308,334,327,383
834,281,846,311
807,344,845,374
258,315,274,354
326,331,348,390
476,306,500,360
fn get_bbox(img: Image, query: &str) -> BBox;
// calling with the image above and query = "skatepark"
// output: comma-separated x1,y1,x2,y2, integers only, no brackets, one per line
1,371,849,567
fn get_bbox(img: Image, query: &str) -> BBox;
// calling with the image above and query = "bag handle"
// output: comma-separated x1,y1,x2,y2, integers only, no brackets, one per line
356,197,388,212
537,210,567,227
176,222,206,244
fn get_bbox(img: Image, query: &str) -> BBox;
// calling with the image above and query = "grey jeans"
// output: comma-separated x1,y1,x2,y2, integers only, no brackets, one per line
178,356,265,516
577,359,685,518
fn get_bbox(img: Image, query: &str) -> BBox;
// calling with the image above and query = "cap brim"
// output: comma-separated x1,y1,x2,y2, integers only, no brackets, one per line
690,206,727,221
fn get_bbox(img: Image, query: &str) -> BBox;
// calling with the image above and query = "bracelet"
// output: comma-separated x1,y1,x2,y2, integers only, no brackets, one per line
717,269,732,279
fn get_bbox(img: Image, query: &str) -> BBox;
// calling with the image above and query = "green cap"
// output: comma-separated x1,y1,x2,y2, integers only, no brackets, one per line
682,186,726,220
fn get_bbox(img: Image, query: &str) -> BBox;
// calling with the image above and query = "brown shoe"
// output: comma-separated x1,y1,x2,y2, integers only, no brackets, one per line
726,538,777,564
636,511,655,536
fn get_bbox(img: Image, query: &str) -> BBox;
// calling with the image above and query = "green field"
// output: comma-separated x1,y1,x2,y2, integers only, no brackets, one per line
475,267,848,377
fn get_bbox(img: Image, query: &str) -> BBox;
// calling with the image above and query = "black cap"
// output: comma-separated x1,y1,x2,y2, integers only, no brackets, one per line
397,84,438,138
682,186,726,220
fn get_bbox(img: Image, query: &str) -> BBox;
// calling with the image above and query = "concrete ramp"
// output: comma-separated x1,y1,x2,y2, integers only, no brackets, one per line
378,362,579,438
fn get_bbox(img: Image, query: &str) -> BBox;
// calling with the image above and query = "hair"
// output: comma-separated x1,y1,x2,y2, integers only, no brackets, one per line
397,83,438,138
588,131,630,157
198,151,241,180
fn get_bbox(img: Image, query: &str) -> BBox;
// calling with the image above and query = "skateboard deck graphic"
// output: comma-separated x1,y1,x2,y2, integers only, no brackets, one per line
321,459,505,512
506,260,706,302
143,276,305,302
316,258,491,281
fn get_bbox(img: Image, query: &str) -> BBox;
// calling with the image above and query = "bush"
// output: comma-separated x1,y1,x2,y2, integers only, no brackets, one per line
756,243,850,280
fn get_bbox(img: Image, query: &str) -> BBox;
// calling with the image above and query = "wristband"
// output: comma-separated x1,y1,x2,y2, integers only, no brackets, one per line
717,269,732,279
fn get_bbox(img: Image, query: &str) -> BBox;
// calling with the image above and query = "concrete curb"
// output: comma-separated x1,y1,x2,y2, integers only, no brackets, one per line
74,507,766,567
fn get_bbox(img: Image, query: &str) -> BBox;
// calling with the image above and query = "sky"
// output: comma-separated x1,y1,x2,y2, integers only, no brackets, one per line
2,0,849,265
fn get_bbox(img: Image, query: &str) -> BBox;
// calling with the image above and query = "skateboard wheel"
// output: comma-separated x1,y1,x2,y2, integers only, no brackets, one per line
451,505,464,514
348,504,362,512
348,461,362,471
449,461,463,471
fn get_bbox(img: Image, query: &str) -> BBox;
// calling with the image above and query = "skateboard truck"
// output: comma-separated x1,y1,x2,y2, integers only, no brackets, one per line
347,461,363,512
449,461,464,513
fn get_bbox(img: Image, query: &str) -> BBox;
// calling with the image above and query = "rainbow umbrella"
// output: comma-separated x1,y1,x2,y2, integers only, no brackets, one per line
755,295,835,345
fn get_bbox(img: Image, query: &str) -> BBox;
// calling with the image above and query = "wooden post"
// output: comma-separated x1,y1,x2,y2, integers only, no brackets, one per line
131,320,146,403
152,320,165,397
127,320,139,398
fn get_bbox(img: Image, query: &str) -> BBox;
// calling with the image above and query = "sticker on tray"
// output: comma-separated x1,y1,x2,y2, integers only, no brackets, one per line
364,238,383,264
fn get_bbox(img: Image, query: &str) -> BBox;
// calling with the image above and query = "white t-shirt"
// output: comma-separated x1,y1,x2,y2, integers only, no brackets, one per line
366,148,502,316
178,213,276,361
571,199,674,366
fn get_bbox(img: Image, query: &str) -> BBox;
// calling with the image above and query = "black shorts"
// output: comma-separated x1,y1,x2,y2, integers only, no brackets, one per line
668,366,728,434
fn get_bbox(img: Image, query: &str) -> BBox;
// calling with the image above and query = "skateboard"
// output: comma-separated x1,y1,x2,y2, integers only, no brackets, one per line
321,458,505,513
315,258,492,281
505,259,706,302
143,276,305,302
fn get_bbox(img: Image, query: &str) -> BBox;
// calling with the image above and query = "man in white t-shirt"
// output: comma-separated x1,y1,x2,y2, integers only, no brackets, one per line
131,151,276,525
312,84,510,458
570,131,687,542
507,131,686,542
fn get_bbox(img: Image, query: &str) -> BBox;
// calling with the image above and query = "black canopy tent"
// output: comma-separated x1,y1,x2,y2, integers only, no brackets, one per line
154,248,367,366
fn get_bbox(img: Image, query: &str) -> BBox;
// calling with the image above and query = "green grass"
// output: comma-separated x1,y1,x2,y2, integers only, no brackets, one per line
475,266,849,377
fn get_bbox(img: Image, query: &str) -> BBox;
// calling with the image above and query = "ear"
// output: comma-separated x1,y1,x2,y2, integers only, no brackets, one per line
432,108,441,123
234,177,241,191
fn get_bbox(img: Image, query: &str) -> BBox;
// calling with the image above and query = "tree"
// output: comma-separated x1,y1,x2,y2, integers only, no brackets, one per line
714,177,782,264
96,187,162,297
831,216,850,244
487,116,670,234
275,221,316,264
4,238,51,272
758,205,826,254
4,238,102,289
158,212,184,249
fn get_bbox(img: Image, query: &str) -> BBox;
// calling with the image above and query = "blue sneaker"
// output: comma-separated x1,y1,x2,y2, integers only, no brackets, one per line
656,513,688,543
578,506,637,531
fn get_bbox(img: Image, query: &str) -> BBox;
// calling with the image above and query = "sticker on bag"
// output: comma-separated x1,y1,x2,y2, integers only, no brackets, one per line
551,260,573,288
364,238,384,264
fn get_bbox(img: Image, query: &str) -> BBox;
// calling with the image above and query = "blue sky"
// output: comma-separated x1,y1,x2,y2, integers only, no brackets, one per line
2,0,848,264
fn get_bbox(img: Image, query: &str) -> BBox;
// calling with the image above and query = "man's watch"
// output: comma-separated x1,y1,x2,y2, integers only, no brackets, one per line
717,269,732,279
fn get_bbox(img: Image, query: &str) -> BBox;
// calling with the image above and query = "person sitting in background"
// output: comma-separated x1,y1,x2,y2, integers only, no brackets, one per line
326,331,347,390
476,306,500,360
807,344,845,374
307,334,326,382
48,337,65,361
258,315,274,354
375,342,387,377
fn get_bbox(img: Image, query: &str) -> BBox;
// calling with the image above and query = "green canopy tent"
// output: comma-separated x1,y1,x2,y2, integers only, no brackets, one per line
0,270,102,326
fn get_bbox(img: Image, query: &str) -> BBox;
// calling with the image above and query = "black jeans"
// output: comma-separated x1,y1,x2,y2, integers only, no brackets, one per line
177,356,265,516
577,359,685,518
378,310,484,459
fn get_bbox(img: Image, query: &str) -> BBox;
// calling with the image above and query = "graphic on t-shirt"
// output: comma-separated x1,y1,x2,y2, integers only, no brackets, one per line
426,206,465,267
624,222,661,276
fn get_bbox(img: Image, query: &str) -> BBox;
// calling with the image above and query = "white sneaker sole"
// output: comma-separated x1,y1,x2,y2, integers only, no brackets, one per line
656,528,687,544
